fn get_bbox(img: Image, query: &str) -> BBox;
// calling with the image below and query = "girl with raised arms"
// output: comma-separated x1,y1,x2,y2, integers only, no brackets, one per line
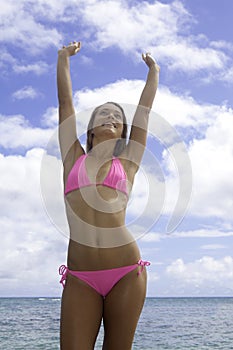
57,41,159,349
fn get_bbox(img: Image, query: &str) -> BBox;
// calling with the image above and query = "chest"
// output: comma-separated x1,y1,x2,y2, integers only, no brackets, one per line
84,157,112,183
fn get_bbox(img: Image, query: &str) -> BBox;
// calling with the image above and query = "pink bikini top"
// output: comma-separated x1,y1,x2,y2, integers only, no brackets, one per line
65,154,128,196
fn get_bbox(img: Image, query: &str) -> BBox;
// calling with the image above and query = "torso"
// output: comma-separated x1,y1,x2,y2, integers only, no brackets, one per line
64,154,140,271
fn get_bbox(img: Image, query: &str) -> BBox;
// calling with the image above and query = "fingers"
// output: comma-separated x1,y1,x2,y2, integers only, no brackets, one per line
142,52,160,70
60,41,81,50
58,41,81,56
68,41,81,47
142,52,152,61
76,41,81,50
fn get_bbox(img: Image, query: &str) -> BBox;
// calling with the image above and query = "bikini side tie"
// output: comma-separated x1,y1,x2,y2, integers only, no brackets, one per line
137,259,151,275
59,265,68,287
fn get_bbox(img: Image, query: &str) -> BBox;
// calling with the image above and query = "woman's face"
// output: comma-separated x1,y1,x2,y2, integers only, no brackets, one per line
92,103,124,139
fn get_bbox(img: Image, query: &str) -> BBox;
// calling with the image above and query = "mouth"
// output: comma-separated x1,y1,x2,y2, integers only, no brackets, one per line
101,122,116,128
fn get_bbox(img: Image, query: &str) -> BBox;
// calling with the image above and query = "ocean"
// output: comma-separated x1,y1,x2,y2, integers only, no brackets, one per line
0,297,233,349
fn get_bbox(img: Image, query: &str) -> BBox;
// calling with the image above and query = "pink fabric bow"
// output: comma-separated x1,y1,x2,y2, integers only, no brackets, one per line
137,259,151,275
59,265,68,287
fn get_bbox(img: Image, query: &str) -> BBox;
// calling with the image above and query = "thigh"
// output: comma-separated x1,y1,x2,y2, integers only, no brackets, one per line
60,274,103,350
102,268,147,350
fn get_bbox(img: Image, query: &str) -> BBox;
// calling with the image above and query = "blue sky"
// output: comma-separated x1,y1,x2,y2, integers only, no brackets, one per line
0,0,233,297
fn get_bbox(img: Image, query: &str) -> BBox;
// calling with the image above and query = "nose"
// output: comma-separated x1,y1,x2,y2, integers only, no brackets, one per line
107,113,115,120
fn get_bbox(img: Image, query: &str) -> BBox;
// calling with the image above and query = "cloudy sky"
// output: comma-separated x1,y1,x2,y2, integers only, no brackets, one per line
0,0,233,297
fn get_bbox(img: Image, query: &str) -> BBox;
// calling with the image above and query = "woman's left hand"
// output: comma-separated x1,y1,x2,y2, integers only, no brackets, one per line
142,52,160,71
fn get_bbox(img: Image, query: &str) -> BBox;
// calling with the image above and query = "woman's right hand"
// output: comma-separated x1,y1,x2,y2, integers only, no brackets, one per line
58,41,81,57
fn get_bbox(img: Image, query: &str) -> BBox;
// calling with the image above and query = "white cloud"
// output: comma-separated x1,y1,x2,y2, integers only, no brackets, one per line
172,229,233,239
0,0,61,76
148,271,160,282
188,108,233,221
12,86,41,100
0,48,50,76
200,244,226,250
0,0,232,81
152,89,233,225
41,107,59,128
23,0,80,22
156,41,227,72
217,65,233,84
74,79,143,112
155,86,220,129
79,0,230,75
80,55,94,66
0,49,16,72
210,40,233,52
13,61,50,75
141,232,163,242
141,228,233,242
0,114,53,149
0,1,61,53
0,148,67,296
166,256,233,287
80,0,191,53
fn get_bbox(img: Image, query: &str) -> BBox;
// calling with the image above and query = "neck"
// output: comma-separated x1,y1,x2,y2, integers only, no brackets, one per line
90,139,117,159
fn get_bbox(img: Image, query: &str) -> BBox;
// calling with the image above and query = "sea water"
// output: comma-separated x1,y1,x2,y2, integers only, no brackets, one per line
0,297,233,349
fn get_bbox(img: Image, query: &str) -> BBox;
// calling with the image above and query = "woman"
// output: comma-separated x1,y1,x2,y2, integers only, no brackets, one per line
57,41,159,349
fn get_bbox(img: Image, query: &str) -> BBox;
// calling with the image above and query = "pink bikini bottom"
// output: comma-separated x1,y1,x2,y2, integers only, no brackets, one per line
59,260,150,298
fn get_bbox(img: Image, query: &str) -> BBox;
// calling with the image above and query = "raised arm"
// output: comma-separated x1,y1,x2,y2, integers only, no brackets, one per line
57,41,84,163
138,53,159,110
123,53,160,167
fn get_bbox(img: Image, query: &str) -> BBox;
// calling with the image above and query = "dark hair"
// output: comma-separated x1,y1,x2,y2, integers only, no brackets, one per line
86,102,128,156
